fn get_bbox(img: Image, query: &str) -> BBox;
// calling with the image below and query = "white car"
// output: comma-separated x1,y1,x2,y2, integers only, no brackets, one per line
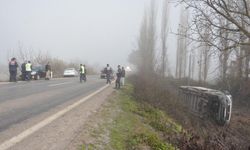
63,68,78,77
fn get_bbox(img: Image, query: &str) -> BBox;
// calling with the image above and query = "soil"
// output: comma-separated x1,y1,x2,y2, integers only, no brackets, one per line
130,76,250,150
168,95,250,150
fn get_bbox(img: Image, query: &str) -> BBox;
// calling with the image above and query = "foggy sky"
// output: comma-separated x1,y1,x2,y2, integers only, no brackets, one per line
0,0,180,70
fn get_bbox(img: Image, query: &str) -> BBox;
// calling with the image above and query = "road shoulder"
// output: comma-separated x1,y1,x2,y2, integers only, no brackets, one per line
68,84,180,150
11,84,114,150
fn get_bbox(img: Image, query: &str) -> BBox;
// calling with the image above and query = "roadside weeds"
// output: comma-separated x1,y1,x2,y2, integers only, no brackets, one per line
78,84,182,150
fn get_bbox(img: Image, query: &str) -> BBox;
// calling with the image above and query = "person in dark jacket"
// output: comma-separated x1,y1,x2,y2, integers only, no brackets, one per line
115,65,122,89
21,61,26,81
45,62,51,80
9,57,18,82
83,64,87,82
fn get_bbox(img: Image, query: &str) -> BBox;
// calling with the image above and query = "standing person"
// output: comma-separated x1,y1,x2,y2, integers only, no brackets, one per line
21,61,26,81
83,64,87,82
9,57,18,82
79,64,85,83
115,65,122,89
45,62,51,80
105,64,112,84
121,67,126,86
25,61,32,81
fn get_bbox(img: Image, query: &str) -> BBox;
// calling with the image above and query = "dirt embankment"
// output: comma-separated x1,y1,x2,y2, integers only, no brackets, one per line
168,94,250,149
129,76,250,150
166,96,250,149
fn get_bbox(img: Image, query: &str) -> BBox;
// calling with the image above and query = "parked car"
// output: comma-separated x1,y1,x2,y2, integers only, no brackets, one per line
63,68,78,77
31,66,46,80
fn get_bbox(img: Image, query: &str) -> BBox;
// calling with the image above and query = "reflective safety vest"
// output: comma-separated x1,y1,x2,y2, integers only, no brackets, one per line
80,66,85,74
26,63,32,71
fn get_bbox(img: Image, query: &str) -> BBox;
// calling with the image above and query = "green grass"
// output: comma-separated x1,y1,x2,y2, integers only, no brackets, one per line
80,84,182,150
81,144,95,150
109,84,179,150
128,133,175,150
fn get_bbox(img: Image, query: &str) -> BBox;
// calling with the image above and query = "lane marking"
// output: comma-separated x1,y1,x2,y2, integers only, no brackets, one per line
0,81,61,90
48,82,72,87
0,84,110,150
0,82,10,85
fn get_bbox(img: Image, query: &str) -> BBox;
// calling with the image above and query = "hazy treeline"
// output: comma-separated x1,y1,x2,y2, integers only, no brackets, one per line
127,1,250,148
1,45,97,80
179,0,250,100
130,0,250,101
129,0,170,79
128,0,175,108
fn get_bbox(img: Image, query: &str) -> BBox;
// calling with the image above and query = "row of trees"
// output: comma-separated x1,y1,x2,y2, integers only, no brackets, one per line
176,0,250,98
6,45,97,77
130,0,249,100
129,0,171,79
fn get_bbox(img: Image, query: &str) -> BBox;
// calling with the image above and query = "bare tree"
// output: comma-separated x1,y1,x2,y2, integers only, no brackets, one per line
181,0,250,47
244,39,250,80
179,0,249,81
218,14,231,82
198,46,203,82
160,0,170,77
191,49,196,79
188,53,192,84
176,7,188,79
131,0,157,78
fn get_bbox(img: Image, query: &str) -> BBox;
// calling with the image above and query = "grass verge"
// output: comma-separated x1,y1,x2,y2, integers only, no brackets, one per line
81,84,183,150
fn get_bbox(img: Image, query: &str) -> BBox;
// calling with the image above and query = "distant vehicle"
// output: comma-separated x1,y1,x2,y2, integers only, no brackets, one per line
100,68,114,79
63,68,78,77
179,86,232,126
31,66,46,80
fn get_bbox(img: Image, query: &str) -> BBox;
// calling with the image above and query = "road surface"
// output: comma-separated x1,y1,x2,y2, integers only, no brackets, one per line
0,76,112,150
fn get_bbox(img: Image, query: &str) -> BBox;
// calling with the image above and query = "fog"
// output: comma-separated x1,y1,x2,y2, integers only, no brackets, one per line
0,0,181,70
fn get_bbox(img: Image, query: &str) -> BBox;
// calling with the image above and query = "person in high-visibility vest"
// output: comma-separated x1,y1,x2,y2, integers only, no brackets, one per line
25,61,32,81
79,64,85,83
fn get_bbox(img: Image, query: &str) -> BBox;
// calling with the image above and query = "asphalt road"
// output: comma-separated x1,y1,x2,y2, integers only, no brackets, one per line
0,76,106,133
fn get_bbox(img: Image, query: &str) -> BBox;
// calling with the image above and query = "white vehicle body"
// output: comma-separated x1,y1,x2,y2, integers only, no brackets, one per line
63,68,78,77
179,86,232,125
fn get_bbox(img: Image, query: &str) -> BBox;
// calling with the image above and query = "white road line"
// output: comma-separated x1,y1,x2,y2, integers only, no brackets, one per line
0,82,9,85
0,84,110,150
0,84,27,89
0,81,53,90
48,82,72,87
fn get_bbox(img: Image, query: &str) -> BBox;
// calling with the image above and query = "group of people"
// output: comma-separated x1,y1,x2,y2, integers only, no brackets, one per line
9,57,125,86
104,64,126,89
8,57,52,82
8,58,33,82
